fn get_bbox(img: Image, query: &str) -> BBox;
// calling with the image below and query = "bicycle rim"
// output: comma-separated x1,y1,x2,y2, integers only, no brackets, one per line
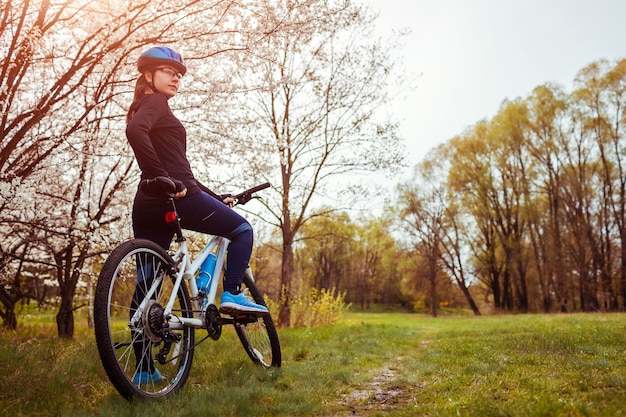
94,239,195,400
234,275,281,368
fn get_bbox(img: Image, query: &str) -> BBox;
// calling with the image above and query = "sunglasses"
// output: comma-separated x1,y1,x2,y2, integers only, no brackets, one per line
157,67,183,79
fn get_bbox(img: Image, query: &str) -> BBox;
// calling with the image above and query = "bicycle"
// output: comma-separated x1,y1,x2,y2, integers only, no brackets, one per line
94,177,281,400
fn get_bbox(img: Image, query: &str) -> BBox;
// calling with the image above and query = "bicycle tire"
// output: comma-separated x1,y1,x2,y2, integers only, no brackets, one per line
233,274,281,368
94,239,195,400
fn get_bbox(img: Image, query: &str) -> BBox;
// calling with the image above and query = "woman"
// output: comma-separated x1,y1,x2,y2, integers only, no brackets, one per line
126,46,269,384
126,46,268,317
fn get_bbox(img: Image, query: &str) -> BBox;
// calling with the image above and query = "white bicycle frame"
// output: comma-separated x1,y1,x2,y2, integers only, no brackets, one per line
129,234,239,331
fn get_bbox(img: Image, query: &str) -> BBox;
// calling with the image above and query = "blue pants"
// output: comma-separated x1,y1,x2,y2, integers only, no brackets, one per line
132,190,253,293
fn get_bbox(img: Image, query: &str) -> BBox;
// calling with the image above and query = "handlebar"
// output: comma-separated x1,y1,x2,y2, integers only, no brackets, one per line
233,182,271,206
139,177,270,206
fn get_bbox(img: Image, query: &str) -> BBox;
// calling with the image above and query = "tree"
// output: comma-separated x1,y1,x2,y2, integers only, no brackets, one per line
206,0,407,324
487,98,535,312
438,197,481,315
525,84,570,312
432,143,481,315
0,0,255,334
349,216,397,310
45,134,133,338
572,59,626,310
442,59,626,313
399,161,446,317
448,123,510,311
399,145,482,317
298,210,353,291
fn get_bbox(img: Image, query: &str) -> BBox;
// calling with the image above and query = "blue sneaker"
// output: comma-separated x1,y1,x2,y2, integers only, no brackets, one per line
133,368,166,385
220,291,269,316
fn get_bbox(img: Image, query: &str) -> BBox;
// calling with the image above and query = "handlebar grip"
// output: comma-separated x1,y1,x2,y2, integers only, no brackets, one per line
234,182,271,204
140,176,177,196
245,182,271,195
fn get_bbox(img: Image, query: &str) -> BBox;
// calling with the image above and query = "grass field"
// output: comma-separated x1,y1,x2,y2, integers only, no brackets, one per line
0,311,625,416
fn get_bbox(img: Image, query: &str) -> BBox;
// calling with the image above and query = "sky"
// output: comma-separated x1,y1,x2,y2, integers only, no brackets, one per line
363,0,626,168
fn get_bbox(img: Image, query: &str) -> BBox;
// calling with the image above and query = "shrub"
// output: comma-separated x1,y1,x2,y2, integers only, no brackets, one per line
265,287,350,328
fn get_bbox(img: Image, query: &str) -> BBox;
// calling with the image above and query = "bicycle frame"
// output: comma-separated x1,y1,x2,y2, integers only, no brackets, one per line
168,235,230,329
128,231,230,331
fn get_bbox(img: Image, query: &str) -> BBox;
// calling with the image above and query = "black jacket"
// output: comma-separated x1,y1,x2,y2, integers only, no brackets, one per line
126,93,221,203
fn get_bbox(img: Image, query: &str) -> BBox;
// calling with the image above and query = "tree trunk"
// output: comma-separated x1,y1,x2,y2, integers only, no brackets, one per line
614,122,626,311
1,305,18,329
54,243,86,338
87,279,94,329
515,262,529,313
278,236,293,327
455,277,481,315
56,296,75,339
428,254,437,318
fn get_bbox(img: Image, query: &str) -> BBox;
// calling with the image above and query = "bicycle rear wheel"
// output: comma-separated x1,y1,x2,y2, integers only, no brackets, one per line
94,239,195,400
233,273,281,368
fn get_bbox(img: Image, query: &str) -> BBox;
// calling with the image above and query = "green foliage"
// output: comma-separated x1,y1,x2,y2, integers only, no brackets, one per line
293,211,404,311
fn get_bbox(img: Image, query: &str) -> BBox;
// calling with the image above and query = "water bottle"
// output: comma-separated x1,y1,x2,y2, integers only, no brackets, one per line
197,252,217,294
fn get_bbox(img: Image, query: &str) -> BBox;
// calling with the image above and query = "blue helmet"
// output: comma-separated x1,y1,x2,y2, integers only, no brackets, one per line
137,46,186,76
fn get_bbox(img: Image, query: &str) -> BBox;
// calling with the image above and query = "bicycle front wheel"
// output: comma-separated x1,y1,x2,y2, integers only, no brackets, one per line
94,239,195,400
233,273,281,368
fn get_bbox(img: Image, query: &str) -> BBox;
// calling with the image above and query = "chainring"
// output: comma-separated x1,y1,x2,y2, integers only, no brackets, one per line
205,304,222,340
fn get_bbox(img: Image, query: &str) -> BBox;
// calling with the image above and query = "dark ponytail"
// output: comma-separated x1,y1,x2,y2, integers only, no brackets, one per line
126,75,150,124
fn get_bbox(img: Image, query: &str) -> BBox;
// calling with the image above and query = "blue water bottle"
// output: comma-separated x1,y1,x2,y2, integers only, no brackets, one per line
197,252,217,294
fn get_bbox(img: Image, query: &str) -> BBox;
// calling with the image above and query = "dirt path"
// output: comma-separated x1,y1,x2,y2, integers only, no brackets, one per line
330,356,418,416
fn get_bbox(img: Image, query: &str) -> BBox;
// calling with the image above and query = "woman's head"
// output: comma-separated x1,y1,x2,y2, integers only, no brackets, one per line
127,46,186,123
138,46,186,99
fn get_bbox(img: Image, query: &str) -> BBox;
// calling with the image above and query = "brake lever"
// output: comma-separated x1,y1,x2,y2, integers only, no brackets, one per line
234,195,261,207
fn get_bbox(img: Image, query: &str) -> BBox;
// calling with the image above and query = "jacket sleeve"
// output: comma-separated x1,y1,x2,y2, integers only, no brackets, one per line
126,94,170,179
196,180,224,201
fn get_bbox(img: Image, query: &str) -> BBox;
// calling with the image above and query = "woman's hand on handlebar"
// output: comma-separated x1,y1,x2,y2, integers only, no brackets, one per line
175,188,187,199
222,195,235,207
